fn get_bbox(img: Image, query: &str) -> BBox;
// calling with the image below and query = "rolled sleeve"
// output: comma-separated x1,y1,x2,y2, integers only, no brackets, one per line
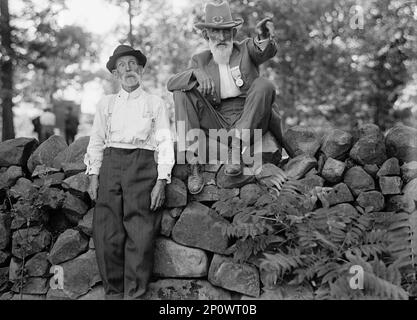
154,100,175,184
254,37,270,51
84,97,107,175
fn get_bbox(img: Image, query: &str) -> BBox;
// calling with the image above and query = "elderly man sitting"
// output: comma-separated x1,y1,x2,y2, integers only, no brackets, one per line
167,1,283,195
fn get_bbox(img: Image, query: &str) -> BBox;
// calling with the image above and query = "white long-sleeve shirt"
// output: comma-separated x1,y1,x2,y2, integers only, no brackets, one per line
84,86,175,183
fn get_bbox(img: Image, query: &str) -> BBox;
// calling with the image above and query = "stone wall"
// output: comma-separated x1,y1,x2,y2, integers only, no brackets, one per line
0,124,416,300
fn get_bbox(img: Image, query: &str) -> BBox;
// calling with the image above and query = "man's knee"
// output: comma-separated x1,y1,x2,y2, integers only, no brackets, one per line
250,77,275,95
173,90,188,103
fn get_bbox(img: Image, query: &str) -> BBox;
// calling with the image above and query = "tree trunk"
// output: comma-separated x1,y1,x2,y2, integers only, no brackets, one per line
0,0,15,141
127,0,133,46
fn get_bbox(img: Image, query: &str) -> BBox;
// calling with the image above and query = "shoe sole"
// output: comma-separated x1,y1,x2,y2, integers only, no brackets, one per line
188,183,205,195
224,171,242,177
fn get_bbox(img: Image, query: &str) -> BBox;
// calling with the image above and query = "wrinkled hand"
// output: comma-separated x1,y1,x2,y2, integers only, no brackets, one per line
88,174,99,201
194,68,215,96
256,17,275,40
150,179,167,211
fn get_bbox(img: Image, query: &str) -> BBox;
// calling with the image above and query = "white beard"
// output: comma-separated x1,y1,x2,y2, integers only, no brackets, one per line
209,39,233,65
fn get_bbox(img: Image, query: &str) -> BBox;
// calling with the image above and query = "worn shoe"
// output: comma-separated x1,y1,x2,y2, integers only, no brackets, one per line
224,146,242,176
188,163,204,194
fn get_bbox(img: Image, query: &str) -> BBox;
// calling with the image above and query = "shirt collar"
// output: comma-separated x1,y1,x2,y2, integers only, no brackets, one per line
118,86,144,100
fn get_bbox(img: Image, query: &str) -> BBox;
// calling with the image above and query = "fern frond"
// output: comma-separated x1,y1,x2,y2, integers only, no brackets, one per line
387,211,417,281
260,251,305,279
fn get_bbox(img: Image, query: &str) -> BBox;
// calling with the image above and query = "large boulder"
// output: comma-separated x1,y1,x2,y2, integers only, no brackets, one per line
52,136,90,170
143,279,231,300
402,178,417,211
284,154,317,180
386,195,415,213
356,191,385,212
48,229,89,265
320,129,353,160
0,138,38,168
297,175,325,194
153,238,209,278
171,202,230,254
27,135,67,173
12,226,52,259
165,177,187,208
160,210,176,237
324,183,354,206
349,125,387,166
401,161,417,183
363,164,380,178
25,252,50,277
172,164,189,181
53,250,100,299
385,125,417,163
33,172,66,187
283,126,321,157
377,158,400,177
62,192,89,224
77,208,93,237
62,173,90,199
344,166,375,196
208,255,260,297
0,166,23,189
8,257,21,282
321,158,346,183
379,176,402,195
32,165,60,178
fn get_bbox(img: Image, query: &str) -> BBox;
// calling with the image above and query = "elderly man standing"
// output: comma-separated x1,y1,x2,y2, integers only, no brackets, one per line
84,45,175,299
167,1,282,195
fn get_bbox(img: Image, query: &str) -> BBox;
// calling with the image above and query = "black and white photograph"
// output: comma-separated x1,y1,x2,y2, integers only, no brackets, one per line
0,0,417,311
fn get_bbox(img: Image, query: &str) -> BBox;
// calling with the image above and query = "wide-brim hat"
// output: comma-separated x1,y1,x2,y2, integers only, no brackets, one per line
106,44,147,72
194,1,243,30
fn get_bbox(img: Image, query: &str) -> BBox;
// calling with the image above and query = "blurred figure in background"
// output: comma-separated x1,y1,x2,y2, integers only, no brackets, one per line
65,106,79,144
39,107,56,142
32,115,42,141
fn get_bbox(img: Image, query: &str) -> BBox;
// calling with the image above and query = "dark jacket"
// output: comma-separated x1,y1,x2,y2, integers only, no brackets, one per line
167,38,277,107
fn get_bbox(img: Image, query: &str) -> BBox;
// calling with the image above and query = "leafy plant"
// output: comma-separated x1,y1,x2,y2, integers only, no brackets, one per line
219,165,415,299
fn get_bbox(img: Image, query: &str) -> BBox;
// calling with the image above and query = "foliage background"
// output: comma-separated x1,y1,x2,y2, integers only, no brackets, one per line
0,0,417,140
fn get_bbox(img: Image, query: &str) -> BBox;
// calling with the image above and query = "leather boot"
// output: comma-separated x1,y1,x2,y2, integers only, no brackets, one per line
188,163,204,194
224,139,243,176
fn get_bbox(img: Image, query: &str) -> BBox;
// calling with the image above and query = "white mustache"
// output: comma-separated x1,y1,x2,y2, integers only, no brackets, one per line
123,72,140,81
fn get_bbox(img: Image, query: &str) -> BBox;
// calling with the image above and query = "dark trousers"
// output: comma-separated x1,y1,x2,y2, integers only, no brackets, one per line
93,147,161,300
173,77,278,154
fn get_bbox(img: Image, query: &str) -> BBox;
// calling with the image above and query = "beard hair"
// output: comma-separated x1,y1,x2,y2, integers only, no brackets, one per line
209,38,233,65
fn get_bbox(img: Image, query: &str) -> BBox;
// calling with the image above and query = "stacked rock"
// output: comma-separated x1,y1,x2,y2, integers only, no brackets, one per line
0,136,100,300
0,123,416,300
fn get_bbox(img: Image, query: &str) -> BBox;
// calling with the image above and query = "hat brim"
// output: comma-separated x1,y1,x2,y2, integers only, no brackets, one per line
106,49,147,72
194,18,243,30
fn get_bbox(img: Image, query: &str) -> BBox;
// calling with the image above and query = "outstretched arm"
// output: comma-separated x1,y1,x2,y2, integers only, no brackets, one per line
247,17,278,65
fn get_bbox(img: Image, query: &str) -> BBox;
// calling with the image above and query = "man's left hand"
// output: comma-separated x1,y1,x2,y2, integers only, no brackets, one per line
150,179,167,211
256,17,275,40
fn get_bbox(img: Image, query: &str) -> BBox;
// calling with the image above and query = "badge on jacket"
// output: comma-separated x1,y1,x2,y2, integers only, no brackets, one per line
230,66,244,88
